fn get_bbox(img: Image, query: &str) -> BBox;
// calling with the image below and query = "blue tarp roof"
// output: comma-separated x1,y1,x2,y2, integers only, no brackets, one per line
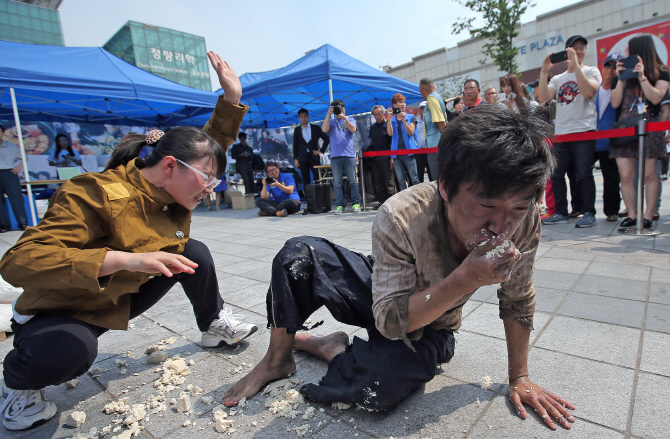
0,41,218,127
185,44,423,128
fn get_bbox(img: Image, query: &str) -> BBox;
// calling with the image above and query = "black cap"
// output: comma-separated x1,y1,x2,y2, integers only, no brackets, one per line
527,79,540,88
565,35,587,48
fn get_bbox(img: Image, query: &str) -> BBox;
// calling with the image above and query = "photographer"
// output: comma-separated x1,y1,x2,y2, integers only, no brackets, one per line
610,33,670,229
386,93,420,191
257,161,301,217
322,100,361,214
48,134,83,168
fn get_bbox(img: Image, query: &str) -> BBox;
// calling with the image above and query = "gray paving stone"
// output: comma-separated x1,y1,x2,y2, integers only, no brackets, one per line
541,246,595,261
557,292,645,328
645,302,670,333
651,267,670,283
468,394,624,438
535,287,569,313
528,348,634,431
460,302,552,341
470,283,497,301
534,257,591,274
649,282,670,305
534,315,640,368
640,330,670,377
573,275,648,301
631,372,670,439
217,275,263,295
97,315,176,355
533,270,581,291
585,261,651,282
220,259,271,276
441,332,509,392
223,282,270,310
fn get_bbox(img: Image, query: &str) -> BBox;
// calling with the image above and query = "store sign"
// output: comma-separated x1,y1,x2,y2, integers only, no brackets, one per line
516,35,565,55
595,20,670,70
136,47,210,79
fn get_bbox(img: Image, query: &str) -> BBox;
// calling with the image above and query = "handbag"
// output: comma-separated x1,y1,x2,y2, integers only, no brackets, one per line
609,114,644,148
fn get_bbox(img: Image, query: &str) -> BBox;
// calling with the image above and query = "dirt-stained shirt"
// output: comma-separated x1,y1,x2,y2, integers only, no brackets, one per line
371,182,540,347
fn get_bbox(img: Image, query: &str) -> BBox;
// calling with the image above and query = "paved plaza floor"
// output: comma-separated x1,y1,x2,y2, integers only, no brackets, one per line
1,175,669,439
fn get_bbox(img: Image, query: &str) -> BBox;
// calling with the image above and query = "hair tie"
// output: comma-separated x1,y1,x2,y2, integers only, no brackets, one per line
145,129,165,145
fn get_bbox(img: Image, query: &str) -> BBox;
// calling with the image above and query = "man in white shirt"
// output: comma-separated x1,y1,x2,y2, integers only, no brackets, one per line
537,35,602,228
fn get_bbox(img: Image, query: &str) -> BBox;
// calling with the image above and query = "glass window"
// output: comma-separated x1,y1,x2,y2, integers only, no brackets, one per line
53,21,63,35
17,2,28,15
20,15,30,27
39,8,50,20
7,1,17,14
144,28,159,47
9,13,20,26
0,1,6,12
131,25,145,44
172,33,184,52
184,36,195,54
29,5,40,18
31,17,42,31
42,20,52,33
194,40,206,57
159,29,172,50
0,13,8,25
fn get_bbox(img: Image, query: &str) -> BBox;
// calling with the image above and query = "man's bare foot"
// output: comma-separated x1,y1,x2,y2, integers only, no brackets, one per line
293,331,349,362
222,355,295,406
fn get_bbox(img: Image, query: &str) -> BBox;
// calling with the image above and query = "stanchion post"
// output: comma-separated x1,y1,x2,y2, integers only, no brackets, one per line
635,117,646,234
360,155,366,211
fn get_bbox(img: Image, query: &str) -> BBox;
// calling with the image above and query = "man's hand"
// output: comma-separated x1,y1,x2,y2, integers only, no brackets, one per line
397,111,406,121
566,47,579,71
11,164,22,175
294,159,299,168
390,158,394,169
336,113,347,120
457,235,521,290
326,106,334,117
312,150,322,155
508,377,576,430
100,251,197,278
207,51,242,105
269,180,281,188
386,108,394,119
541,53,556,74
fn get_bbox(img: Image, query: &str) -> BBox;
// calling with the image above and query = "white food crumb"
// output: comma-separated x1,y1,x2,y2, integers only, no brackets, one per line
485,240,511,259
64,379,79,389
66,411,86,427
425,294,431,301
332,402,352,410
480,376,492,390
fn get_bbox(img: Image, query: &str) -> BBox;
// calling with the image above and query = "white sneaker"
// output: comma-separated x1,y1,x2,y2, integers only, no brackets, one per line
1,387,57,431
201,307,258,347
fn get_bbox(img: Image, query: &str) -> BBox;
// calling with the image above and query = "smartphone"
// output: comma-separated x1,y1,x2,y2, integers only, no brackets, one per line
550,50,568,64
618,56,639,80
497,92,506,101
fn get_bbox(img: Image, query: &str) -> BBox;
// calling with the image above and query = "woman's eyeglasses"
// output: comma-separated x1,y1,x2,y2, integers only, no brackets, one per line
176,159,221,188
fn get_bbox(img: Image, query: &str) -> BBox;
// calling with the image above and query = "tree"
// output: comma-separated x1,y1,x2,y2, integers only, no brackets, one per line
452,0,534,75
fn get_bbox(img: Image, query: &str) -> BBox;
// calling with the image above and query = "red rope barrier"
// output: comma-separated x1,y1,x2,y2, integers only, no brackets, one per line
360,121,670,158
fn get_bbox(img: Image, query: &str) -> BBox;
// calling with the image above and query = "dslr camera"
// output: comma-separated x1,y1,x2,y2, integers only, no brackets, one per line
332,103,343,115
265,176,275,185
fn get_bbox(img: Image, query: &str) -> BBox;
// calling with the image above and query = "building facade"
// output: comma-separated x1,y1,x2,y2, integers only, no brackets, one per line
104,21,211,91
384,0,670,96
0,0,64,46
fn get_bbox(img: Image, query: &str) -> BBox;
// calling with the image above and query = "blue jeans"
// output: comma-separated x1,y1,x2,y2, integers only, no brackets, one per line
331,156,361,207
393,155,420,191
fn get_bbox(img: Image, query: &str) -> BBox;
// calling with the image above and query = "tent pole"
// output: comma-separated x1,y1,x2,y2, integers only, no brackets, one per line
328,79,334,116
10,88,37,227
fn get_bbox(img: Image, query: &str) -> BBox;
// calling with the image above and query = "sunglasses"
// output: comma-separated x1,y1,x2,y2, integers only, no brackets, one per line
604,63,617,69
176,158,221,188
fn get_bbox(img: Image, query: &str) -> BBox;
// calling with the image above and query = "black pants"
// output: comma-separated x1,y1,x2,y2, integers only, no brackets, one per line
0,170,27,228
299,162,319,187
551,139,596,215
568,150,621,217
414,153,432,182
257,198,301,215
267,237,455,412
370,156,396,204
2,239,223,390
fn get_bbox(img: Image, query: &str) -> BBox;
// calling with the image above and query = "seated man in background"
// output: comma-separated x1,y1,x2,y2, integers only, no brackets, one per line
221,105,576,431
257,161,301,217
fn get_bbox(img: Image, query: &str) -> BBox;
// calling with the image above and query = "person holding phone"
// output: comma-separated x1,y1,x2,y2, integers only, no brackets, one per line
257,161,301,217
610,33,670,229
499,73,539,112
386,93,420,191
537,35,601,228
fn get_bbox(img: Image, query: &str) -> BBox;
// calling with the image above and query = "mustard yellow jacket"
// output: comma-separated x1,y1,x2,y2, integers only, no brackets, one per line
0,97,247,330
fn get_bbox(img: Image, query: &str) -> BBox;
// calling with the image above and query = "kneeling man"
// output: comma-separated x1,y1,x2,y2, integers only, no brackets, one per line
223,105,575,430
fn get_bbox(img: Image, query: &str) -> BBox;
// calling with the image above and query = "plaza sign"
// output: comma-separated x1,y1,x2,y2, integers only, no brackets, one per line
516,35,565,55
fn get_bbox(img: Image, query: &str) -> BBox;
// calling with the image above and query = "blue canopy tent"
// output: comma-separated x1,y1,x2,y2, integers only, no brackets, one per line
183,44,423,128
0,40,219,224
0,41,218,127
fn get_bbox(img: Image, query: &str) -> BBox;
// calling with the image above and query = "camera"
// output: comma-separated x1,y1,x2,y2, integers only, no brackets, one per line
332,104,343,115
393,107,402,114
265,176,275,184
